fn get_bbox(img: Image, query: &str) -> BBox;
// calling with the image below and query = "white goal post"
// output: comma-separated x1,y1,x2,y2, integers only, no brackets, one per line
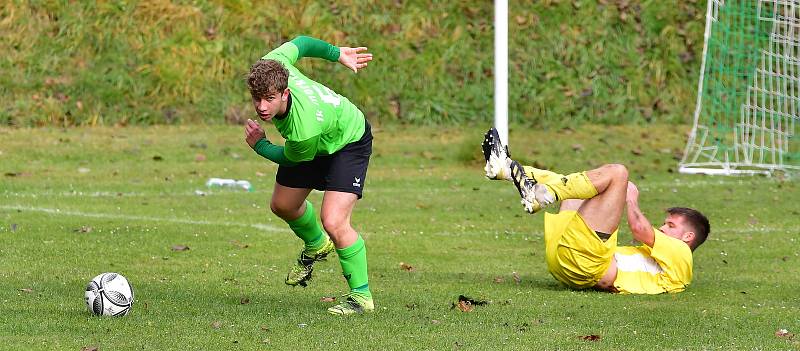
494,0,508,146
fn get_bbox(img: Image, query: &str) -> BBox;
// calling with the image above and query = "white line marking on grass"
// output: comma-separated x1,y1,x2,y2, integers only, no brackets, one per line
0,205,288,233
0,190,269,198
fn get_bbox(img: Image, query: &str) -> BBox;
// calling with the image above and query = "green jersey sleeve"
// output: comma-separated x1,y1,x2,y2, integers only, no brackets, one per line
291,36,340,62
262,42,299,67
252,138,296,166
284,136,321,163
261,36,340,67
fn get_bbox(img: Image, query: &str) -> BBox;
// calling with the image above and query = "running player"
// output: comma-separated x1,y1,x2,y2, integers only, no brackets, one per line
245,36,373,314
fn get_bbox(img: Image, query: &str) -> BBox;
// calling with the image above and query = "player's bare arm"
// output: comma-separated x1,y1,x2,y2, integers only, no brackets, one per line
338,46,372,73
625,181,655,247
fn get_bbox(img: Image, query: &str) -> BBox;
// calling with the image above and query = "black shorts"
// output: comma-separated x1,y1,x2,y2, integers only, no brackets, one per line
276,121,372,198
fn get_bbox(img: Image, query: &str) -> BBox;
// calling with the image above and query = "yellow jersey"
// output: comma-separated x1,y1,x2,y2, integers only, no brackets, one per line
613,229,693,294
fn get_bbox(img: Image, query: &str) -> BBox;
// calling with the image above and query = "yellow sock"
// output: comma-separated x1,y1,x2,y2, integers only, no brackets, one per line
523,166,564,184
541,171,598,201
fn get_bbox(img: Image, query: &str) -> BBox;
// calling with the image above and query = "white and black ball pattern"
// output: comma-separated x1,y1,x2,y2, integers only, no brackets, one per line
84,272,134,316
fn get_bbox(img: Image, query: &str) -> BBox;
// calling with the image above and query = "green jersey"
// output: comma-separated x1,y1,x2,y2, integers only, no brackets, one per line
262,40,366,163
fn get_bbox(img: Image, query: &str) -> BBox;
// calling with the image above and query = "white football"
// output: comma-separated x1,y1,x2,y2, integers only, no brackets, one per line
84,272,134,316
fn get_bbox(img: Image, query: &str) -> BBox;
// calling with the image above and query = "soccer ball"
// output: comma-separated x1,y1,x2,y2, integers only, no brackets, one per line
84,272,134,316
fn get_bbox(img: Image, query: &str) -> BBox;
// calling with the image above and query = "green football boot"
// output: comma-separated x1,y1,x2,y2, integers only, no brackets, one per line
285,238,335,287
326,292,375,315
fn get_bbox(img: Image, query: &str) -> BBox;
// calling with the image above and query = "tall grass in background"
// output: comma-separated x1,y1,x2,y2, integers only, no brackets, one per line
0,1,705,126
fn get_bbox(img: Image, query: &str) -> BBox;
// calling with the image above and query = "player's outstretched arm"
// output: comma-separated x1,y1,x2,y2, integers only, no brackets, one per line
287,36,372,73
626,181,655,247
338,46,372,73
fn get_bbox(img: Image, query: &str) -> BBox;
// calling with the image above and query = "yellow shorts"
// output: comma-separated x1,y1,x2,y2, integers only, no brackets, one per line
544,210,618,289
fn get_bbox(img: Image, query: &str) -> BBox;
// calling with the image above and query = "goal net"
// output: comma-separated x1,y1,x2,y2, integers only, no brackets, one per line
680,0,800,175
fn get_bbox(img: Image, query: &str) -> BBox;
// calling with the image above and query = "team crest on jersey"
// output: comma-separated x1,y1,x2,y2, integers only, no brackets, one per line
352,177,361,188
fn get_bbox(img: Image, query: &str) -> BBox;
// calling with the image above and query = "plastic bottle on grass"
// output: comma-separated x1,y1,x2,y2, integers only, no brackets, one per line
205,178,253,192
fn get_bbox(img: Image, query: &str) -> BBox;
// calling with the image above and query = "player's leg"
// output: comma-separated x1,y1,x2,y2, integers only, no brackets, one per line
321,121,374,315
559,199,584,212
320,191,373,315
538,165,626,293
273,168,335,287
270,183,321,248
481,128,597,213
575,164,628,235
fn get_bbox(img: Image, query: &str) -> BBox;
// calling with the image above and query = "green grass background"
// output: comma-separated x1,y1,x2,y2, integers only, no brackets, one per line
2,0,704,126
1,125,798,350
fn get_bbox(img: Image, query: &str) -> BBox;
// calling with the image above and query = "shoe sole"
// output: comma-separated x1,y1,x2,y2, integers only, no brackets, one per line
482,128,510,179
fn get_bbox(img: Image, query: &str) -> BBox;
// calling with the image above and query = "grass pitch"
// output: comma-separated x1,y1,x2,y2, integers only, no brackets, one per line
0,125,798,350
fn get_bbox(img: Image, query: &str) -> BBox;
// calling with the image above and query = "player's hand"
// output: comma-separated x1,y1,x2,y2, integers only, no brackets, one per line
626,181,640,203
245,119,267,148
338,46,372,73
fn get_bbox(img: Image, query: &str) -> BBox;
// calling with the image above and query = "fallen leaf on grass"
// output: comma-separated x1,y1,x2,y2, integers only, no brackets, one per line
320,296,336,302
512,271,521,284
211,321,222,329
579,334,602,341
776,329,794,339
260,325,270,331
171,245,190,251
405,303,417,310
452,295,488,312
81,346,99,351
240,297,250,305
20,288,33,293
399,262,415,272
456,300,473,312
493,277,504,284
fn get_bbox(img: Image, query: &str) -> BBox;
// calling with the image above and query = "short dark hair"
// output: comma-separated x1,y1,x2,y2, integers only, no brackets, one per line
667,207,710,251
247,59,289,99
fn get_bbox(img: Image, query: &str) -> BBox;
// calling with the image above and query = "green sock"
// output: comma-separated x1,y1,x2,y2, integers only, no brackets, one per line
336,235,371,298
286,201,326,251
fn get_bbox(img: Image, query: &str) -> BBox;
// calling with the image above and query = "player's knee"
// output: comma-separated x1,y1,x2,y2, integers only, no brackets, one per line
270,199,299,218
321,215,348,236
606,163,628,182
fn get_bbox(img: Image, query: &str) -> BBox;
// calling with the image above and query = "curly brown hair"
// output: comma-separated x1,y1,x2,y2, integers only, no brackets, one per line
247,59,289,99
